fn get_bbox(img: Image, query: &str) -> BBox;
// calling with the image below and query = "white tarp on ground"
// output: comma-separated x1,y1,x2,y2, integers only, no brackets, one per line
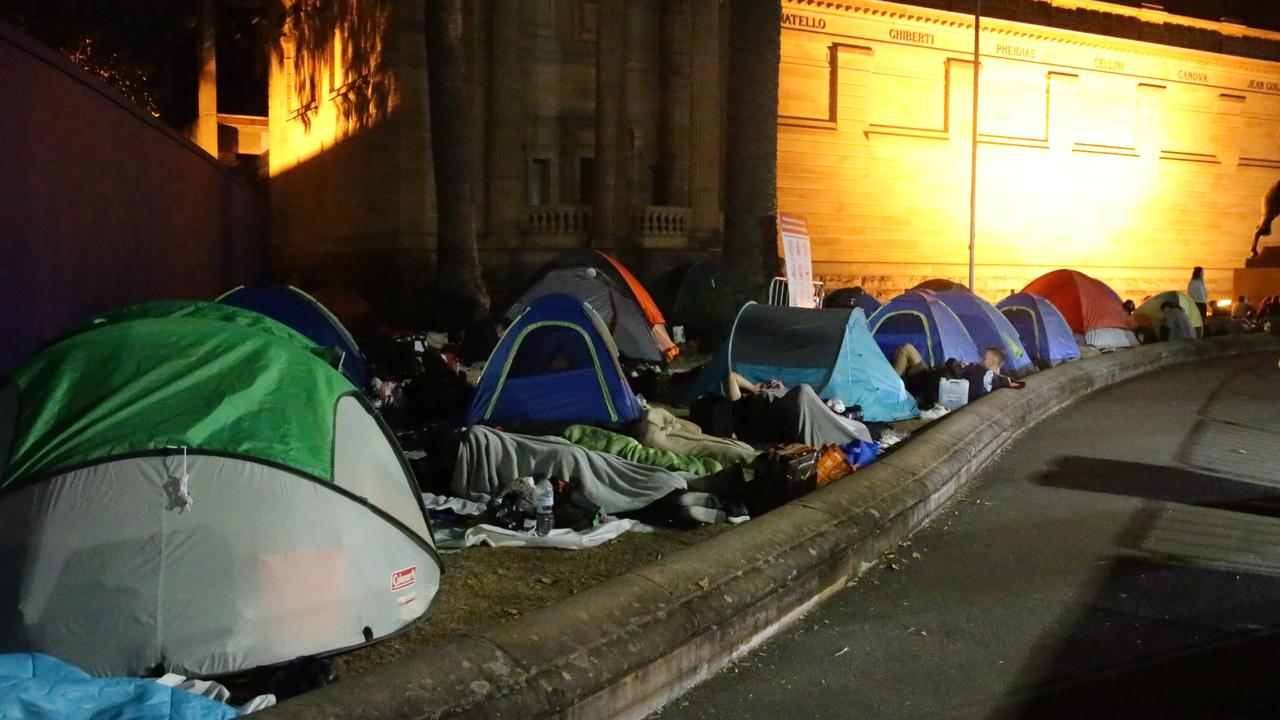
421,493,487,517
442,519,650,550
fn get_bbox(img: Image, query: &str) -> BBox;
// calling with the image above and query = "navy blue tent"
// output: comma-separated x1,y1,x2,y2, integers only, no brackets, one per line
823,287,882,315
912,279,968,293
928,289,1036,376
217,285,373,391
654,262,732,344
997,292,1082,367
868,290,982,367
468,294,643,426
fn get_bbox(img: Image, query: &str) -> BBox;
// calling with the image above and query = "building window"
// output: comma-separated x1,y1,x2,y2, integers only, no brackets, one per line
576,0,599,41
651,164,669,206
579,157,596,204
528,158,553,206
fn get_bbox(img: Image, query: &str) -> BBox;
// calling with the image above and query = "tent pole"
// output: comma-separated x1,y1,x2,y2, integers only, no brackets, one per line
969,0,980,292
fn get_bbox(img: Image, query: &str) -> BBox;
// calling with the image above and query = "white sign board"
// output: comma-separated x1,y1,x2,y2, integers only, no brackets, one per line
778,212,815,308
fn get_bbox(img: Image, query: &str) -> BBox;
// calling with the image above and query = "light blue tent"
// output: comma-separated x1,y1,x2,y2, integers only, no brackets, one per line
997,292,1082,367
868,290,982,367
688,304,918,422
929,288,1036,376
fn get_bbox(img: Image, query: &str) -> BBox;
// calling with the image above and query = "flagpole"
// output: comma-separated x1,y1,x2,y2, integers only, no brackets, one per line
969,0,981,291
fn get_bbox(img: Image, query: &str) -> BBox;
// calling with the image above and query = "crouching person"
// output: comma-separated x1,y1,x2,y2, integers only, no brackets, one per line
892,344,1022,406
891,343,941,407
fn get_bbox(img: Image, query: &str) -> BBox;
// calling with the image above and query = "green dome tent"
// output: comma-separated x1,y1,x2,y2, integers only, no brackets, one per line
0,305,440,677
70,299,320,350
1132,290,1203,341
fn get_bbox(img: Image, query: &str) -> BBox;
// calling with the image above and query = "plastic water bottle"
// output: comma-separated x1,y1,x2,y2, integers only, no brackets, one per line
533,479,555,536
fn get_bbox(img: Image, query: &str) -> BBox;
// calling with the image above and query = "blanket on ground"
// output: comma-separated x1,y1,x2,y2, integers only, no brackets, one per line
0,653,241,720
563,424,726,476
452,426,691,512
740,385,873,447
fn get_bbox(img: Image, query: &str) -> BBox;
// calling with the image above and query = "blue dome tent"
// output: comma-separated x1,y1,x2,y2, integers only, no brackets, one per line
927,288,1035,376
868,290,982,367
217,285,373,391
997,292,1082,368
468,294,643,426
687,304,918,423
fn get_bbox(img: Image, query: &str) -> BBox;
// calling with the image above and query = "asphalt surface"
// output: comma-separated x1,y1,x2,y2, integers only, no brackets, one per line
655,353,1280,720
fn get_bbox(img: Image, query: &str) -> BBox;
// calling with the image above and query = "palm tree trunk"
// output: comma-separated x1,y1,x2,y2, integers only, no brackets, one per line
723,0,781,305
425,0,490,324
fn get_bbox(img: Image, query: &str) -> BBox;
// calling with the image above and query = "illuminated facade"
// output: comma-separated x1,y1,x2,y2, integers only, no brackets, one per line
260,0,1280,312
779,0,1280,302
265,0,725,318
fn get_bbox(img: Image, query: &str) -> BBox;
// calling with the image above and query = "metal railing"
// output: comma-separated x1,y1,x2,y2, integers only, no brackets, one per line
767,277,825,308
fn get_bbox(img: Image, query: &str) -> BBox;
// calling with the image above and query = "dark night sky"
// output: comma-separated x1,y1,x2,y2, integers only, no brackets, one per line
1097,1,1280,32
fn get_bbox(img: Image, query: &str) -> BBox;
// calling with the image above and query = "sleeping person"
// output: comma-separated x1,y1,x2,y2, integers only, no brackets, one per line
692,371,873,447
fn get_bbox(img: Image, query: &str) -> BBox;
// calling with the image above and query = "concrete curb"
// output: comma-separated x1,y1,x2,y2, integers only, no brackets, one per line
261,335,1279,720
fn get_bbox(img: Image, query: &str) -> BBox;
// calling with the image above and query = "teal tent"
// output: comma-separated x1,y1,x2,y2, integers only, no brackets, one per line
688,304,918,422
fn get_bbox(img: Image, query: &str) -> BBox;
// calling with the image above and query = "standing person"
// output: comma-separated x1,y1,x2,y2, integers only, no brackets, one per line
1187,266,1209,320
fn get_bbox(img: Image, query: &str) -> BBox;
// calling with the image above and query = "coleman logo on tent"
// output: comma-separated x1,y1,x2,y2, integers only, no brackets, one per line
391,566,417,592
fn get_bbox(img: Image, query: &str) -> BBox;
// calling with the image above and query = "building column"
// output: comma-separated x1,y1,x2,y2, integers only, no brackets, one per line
486,0,526,249
593,0,628,248
194,0,219,157
688,0,722,246
662,0,690,207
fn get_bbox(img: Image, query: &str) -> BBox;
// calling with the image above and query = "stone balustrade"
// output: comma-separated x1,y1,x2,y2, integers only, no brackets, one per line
632,205,691,236
526,205,593,236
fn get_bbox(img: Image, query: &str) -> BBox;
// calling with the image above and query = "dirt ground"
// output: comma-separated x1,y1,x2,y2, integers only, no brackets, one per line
335,523,731,678
334,351,940,681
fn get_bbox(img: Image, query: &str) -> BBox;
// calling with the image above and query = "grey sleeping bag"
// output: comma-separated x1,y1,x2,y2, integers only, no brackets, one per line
452,426,692,512
741,384,873,447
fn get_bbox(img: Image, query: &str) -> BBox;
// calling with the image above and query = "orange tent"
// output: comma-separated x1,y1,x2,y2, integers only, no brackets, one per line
512,249,679,362
1021,269,1131,336
597,252,678,361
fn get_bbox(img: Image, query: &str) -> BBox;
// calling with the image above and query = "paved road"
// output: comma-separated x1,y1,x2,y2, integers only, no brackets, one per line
656,353,1280,720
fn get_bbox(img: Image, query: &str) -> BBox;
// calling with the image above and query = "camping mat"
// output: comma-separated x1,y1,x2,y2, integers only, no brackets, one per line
452,426,691,513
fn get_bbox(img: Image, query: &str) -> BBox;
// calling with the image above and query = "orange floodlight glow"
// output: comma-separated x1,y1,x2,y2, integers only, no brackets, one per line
778,0,1280,303
269,26,397,177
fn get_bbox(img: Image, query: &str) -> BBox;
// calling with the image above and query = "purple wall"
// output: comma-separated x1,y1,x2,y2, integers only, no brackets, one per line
0,23,265,374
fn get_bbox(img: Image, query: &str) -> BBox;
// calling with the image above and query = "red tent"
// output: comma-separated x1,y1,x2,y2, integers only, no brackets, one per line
1021,270,1131,336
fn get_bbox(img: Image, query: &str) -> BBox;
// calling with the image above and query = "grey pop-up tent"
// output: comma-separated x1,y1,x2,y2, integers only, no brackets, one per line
0,303,440,677
508,249,678,363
